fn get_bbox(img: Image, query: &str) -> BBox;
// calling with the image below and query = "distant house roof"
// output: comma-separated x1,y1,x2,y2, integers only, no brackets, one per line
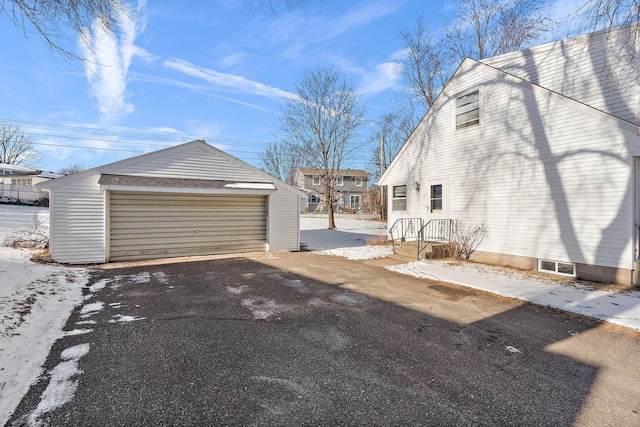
0,163,37,174
5,169,64,179
297,168,370,177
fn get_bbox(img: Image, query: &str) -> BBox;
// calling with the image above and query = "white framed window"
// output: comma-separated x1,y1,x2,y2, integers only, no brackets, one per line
538,260,576,277
456,89,480,129
392,185,407,211
430,184,442,212
336,176,344,186
312,176,321,185
350,194,361,208
355,177,363,186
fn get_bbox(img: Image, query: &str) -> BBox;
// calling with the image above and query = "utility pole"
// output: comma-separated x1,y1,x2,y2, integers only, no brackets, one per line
379,135,386,219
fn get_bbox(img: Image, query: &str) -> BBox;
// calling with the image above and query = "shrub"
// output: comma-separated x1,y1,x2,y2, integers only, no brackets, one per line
451,220,487,260
3,214,49,249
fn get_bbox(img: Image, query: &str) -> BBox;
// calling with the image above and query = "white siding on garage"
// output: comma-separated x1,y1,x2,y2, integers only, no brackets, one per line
381,59,638,271
111,144,260,181
109,192,266,261
48,175,106,264
267,189,300,251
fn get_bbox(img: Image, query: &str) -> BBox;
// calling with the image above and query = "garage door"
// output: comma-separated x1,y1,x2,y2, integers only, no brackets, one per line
109,191,267,261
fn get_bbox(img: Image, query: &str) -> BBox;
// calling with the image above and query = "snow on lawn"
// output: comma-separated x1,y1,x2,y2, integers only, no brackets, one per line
0,204,88,426
300,216,392,260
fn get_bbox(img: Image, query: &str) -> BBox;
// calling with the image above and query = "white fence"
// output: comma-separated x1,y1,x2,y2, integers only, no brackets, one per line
0,183,48,205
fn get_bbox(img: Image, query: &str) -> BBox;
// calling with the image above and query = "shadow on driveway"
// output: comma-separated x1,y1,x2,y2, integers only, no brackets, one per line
9,252,640,426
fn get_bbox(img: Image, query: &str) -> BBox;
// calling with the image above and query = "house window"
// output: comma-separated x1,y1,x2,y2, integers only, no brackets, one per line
308,194,321,203
350,195,361,208
430,184,442,212
392,185,407,211
539,260,576,277
336,176,343,186
456,89,480,129
355,177,363,187
313,176,321,185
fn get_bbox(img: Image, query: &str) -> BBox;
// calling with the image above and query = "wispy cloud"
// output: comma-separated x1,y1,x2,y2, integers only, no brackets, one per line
358,62,403,97
266,0,401,54
79,0,153,123
163,58,295,100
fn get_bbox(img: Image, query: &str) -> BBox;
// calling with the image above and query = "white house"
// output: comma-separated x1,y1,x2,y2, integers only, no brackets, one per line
379,25,640,285
38,140,305,264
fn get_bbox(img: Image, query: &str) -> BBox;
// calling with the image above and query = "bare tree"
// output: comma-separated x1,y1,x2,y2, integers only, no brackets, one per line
368,111,414,182
398,13,449,111
0,0,129,59
579,0,640,29
58,163,86,175
0,122,40,167
446,0,552,61
280,66,366,229
259,141,306,185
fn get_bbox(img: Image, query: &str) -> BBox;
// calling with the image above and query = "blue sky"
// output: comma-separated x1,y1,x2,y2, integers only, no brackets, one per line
0,0,581,173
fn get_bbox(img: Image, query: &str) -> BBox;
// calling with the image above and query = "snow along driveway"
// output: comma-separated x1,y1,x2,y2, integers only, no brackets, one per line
0,205,88,426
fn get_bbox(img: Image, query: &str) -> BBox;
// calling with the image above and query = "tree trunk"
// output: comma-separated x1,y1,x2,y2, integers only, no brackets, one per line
327,198,335,229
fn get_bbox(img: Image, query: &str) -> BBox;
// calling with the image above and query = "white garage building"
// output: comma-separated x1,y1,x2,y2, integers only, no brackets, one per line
39,140,304,264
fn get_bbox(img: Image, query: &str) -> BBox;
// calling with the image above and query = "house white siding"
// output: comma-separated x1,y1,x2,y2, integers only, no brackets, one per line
40,141,303,264
381,57,639,277
482,25,640,124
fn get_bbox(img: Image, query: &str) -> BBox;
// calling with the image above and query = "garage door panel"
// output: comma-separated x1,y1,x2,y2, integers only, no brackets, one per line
109,191,267,261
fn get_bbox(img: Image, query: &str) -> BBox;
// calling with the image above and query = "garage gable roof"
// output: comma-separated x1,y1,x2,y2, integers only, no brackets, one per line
37,140,306,197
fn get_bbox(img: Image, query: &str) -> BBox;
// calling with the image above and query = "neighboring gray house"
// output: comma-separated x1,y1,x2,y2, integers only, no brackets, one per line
379,25,640,285
0,163,62,203
38,140,306,264
295,168,370,213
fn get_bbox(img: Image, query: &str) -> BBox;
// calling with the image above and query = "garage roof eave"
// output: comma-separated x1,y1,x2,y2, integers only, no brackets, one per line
98,174,277,194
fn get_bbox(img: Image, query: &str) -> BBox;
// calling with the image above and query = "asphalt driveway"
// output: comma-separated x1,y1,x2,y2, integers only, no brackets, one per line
8,252,640,426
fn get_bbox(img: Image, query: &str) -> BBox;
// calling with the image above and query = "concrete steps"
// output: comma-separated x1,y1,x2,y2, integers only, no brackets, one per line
388,240,453,263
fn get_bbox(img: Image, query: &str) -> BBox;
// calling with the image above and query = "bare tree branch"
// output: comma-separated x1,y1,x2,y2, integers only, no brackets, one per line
0,0,130,60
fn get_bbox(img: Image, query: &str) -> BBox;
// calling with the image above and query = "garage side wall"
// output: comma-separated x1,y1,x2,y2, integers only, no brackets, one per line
48,175,106,264
268,185,300,251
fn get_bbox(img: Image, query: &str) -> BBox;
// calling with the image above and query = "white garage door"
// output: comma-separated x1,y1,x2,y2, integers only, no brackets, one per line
109,191,267,261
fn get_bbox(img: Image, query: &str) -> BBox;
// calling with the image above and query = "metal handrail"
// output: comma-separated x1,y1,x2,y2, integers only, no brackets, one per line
418,219,453,259
389,218,423,254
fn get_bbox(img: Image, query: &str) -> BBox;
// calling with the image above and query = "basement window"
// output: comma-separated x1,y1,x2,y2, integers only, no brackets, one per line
538,260,576,277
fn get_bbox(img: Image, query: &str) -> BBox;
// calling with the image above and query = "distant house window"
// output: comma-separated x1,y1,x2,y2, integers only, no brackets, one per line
350,195,361,208
456,89,480,129
355,177,363,187
308,194,321,203
336,176,344,186
313,176,321,185
430,184,442,212
539,260,576,277
392,185,407,211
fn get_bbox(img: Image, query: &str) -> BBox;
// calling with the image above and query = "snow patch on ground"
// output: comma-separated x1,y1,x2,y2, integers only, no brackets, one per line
387,260,640,331
109,314,145,323
242,297,283,320
20,343,91,426
0,205,88,426
320,245,393,260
